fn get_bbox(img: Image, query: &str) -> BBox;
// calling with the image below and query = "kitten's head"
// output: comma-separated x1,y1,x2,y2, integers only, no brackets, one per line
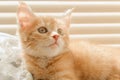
17,2,72,57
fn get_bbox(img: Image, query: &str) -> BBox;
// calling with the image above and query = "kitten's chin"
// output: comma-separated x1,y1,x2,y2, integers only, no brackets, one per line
23,39,65,58
25,43,64,58
48,42,59,48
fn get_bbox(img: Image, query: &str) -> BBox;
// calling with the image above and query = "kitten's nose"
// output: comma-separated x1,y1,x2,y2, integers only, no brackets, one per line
52,35,59,41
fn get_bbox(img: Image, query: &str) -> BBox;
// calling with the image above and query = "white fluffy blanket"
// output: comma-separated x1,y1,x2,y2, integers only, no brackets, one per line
0,33,33,80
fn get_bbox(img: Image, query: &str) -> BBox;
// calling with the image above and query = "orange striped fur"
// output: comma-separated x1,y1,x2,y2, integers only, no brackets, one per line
17,2,120,80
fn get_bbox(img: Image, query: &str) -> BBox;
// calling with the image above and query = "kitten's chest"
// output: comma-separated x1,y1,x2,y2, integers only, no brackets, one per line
37,57,50,69
30,57,56,80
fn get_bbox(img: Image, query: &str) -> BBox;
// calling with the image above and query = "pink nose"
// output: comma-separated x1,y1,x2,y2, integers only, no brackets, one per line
52,35,59,41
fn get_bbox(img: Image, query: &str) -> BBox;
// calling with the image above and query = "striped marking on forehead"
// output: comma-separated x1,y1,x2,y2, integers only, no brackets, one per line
42,16,58,30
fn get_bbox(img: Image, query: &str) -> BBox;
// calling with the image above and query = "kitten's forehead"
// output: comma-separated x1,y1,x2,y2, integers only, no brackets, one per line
38,16,64,29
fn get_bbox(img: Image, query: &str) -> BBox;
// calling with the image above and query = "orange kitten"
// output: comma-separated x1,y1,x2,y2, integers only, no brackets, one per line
17,2,120,80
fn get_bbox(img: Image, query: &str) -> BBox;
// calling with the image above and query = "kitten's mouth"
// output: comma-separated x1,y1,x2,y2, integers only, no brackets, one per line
49,42,59,47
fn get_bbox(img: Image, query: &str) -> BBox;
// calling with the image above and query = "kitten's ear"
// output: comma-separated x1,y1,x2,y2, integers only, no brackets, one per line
17,2,35,28
63,8,73,27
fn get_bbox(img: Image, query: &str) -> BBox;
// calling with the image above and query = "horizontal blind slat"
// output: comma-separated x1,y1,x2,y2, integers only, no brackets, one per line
1,1,120,12
0,24,120,34
70,34,120,44
71,24,120,34
1,13,120,24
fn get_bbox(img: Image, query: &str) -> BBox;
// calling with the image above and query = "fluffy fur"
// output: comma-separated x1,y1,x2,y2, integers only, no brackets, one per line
17,2,120,80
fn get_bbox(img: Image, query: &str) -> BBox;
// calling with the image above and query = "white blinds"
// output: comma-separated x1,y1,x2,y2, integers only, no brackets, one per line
0,1,120,46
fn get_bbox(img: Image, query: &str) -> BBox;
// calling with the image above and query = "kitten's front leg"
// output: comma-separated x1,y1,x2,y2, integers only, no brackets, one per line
52,70,78,80
56,74,78,80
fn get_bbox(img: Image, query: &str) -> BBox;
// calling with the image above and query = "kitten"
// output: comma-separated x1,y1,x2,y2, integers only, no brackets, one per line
17,2,120,80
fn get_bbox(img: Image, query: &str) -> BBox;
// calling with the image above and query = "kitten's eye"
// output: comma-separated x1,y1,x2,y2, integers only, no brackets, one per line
38,27,48,33
57,28,64,35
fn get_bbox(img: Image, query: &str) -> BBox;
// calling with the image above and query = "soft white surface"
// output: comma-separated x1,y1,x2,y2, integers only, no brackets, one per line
0,33,33,80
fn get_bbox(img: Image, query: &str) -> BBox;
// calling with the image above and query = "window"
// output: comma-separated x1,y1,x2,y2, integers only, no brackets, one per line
0,0,120,47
